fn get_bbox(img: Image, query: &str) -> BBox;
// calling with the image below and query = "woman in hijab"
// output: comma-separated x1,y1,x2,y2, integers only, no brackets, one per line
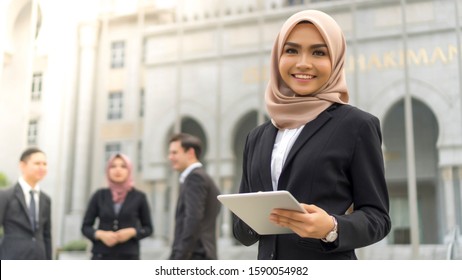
82,153,153,260
233,10,391,260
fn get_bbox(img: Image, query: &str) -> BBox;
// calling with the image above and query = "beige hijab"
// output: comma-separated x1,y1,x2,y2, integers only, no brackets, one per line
265,10,349,129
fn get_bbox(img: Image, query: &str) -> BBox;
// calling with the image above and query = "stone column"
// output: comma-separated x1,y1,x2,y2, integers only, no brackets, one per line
442,166,456,233
153,179,168,244
168,174,178,244
459,167,462,229
219,177,234,244
139,180,168,259
0,2,4,84
65,21,99,243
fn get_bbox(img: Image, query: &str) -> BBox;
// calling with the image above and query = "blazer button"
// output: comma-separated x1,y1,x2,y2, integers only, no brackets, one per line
32,237,36,242
270,253,274,259
113,219,119,230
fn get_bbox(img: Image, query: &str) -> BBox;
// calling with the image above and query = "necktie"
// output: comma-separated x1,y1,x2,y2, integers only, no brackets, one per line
29,190,37,231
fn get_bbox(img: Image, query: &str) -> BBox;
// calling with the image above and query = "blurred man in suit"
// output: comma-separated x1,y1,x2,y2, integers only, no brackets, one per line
168,133,221,260
0,147,52,259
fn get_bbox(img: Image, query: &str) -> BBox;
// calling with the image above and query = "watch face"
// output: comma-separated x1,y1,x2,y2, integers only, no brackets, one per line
326,231,338,242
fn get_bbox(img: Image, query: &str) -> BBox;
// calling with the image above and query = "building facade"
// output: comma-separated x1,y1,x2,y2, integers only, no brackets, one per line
1,0,461,259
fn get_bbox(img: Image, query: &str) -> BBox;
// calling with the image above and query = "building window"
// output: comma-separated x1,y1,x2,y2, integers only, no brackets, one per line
104,142,121,163
111,41,125,68
28,120,38,145
285,0,305,6
31,73,42,101
108,91,123,120
139,88,145,118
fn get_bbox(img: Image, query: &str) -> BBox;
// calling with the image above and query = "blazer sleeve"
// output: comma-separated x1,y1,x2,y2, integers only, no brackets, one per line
81,190,100,241
42,194,52,260
232,134,261,246
0,188,11,227
0,187,13,259
134,192,153,240
329,116,391,252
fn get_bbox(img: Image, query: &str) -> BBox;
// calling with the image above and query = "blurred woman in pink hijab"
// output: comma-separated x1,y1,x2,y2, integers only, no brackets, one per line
82,153,153,260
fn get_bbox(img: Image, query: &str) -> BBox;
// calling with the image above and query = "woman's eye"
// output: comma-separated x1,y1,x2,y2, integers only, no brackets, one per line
285,48,298,54
313,50,326,56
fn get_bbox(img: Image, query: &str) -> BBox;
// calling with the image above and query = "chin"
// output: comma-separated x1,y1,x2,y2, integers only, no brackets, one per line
290,87,315,96
294,91,315,96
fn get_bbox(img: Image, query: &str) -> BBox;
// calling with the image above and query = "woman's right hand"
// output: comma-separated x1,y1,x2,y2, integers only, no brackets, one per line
269,203,334,239
95,230,118,247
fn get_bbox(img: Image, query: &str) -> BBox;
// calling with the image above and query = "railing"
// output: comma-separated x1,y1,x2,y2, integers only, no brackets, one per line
446,226,460,260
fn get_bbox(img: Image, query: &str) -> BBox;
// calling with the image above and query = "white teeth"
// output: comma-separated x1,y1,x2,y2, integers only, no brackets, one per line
294,74,314,79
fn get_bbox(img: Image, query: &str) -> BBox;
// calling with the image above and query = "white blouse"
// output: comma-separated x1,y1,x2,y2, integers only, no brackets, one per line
270,125,305,191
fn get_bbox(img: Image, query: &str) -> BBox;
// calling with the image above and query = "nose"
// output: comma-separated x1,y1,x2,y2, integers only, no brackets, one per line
296,53,312,69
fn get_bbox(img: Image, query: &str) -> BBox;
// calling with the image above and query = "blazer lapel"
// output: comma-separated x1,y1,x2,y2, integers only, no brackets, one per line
13,184,33,230
282,110,333,173
14,184,29,216
258,123,278,192
105,189,118,217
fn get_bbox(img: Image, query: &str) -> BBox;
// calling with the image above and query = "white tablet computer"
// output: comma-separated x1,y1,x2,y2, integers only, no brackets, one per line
217,190,306,235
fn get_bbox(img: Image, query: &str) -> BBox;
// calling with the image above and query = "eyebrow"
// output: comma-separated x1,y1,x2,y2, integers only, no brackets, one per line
284,42,328,49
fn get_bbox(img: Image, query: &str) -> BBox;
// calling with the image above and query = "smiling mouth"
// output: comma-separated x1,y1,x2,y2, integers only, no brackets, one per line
293,74,315,80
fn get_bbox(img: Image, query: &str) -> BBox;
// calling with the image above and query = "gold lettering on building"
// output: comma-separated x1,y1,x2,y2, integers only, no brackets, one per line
243,67,259,83
244,44,460,82
448,45,458,61
368,54,383,70
383,52,398,68
243,66,269,83
407,48,429,65
357,54,367,71
430,47,447,64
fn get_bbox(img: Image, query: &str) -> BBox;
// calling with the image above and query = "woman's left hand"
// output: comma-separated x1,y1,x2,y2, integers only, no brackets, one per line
115,228,137,243
270,203,335,239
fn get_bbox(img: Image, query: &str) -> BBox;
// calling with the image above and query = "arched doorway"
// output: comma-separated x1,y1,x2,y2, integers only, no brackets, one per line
232,111,259,193
165,116,208,159
383,98,439,244
180,117,208,158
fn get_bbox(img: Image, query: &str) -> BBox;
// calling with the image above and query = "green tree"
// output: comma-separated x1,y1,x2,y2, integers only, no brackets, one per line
0,172,8,189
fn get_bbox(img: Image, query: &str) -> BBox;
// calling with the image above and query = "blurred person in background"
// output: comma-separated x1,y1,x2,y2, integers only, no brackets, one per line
168,133,221,260
81,153,153,260
0,147,52,259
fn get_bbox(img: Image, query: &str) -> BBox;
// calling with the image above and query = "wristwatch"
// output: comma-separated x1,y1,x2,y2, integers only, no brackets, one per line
321,216,338,243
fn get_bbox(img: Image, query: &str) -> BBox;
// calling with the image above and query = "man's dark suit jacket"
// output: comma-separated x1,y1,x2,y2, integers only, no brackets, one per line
81,188,153,258
0,183,52,260
233,104,391,260
170,167,221,260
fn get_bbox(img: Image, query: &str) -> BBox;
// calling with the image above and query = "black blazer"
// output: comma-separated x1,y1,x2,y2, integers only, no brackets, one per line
0,184,52,260
81,188,153,257
170,167,221,260
233,104,391,260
